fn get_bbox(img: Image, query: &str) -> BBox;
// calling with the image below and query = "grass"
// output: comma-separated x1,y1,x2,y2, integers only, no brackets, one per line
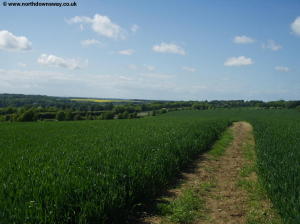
208,126,233,159
238,129,283,224
154,125,233,224
156,180,218,224
158,188,204,224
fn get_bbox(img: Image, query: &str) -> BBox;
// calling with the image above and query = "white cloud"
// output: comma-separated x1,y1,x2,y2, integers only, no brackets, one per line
79,24,84,31
67,14,125,39
233,35,255,44
262,40,282,51
291,17,300,36
144,65,155,71
18,62,27,67
0,30,32,51
224,56,253,66
0,69,184,100
152,42,186,55
1,68,297,101
37,54,88,70
0,69,74,91
131,24,139,33
118,49,135,55
81,39,102,47
275,66,290,72
182,66,197,72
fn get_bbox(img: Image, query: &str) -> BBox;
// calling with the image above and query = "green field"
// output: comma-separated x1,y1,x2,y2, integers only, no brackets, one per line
0,109,299,223
246,111,300,224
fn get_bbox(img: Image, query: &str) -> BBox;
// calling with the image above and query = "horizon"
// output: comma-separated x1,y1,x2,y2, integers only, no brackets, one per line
0,92,295,103
1,0,300,101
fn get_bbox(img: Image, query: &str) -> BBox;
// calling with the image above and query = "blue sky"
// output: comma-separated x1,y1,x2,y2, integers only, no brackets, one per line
0,0,299,101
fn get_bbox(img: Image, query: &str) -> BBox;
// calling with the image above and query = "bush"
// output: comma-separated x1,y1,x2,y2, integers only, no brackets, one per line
101,111,115,120
18,109,38,122
56,111,66,121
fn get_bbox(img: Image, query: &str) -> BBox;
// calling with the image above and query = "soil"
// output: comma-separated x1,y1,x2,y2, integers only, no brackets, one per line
198,121,252,224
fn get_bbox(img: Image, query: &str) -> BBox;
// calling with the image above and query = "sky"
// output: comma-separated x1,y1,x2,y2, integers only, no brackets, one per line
0,0,300,101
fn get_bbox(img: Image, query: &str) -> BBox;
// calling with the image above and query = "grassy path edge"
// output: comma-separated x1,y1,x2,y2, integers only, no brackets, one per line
155,125,235,223
141,122,283,224
140,123,235,224
238,124,283,224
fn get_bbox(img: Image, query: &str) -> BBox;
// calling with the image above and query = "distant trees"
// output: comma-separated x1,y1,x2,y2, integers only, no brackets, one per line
73,114,82,121
18,109,38,122
56,111,66,121
286,101,300,109
1,94,300,123
100,112,115,120
65,111,73,121
118,111,129,119
192,103,209,110
129,112,138,119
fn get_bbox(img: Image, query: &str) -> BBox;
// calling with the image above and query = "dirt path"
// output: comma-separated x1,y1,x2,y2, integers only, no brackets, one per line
198,121,252,224
141,121,254,224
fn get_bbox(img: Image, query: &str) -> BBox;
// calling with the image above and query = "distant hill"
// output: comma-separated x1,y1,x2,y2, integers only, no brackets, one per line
0,93,165,108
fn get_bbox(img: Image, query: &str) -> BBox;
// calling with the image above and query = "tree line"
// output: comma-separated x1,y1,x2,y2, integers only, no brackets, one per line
0,94,299,122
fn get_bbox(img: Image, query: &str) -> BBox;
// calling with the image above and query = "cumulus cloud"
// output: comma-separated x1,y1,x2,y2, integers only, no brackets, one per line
233,35,255,44
262,40,282,51
37,54,88,70
81,39,102,46
224,56,253,66
291,17,300,36
182,66,197,72
118,49,135,55
67,14,125,39
131,24,139,33
275,66,290,72
0,30,32,51
152,42,186,55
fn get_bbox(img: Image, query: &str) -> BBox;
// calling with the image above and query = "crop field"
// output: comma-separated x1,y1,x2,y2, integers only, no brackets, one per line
70,98,142,103
0,112,231,223
0,109,299,223
245,110,300,224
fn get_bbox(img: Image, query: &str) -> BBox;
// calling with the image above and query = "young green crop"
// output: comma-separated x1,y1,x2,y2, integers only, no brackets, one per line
167,109,300,223
0,109,299,223
0,112,231,223
245,110,300,224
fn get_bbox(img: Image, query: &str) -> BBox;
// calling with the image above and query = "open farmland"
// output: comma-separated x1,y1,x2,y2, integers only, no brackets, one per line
70,98,143,103
0,109,299,223
2,1,300,223
0,111,231,223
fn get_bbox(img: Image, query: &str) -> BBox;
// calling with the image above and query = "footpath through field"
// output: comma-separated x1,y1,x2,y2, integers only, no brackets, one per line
140,122,280,224
197,121,250,224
